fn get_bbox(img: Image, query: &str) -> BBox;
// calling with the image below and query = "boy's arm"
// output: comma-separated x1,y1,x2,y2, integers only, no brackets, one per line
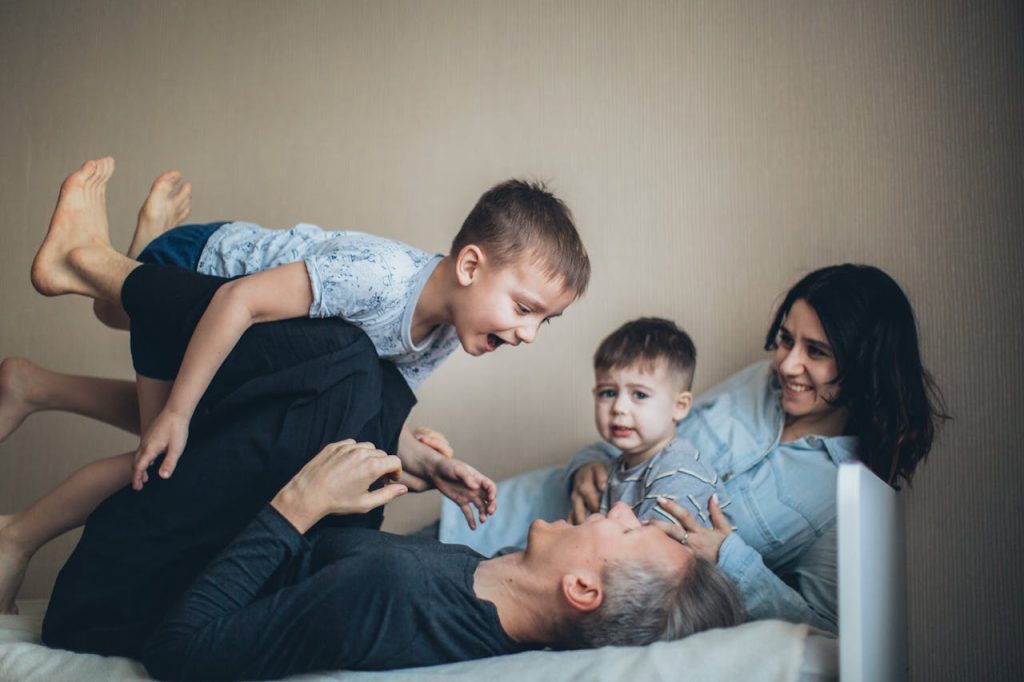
397,427,497,530
133,262,313,489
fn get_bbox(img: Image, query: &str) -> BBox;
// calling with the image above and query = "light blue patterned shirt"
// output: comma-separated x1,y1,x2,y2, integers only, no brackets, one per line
197,221,461,390
598,437,727,526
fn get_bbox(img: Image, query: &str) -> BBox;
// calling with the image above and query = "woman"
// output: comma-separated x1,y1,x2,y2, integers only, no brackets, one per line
441,264,947,633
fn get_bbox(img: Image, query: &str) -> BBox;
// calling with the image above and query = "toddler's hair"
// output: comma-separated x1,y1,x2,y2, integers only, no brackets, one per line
594,317,697,390
450,179,590,297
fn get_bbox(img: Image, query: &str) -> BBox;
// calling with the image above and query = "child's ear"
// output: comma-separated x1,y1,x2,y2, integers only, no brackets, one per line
455,244,485,287
560,572,603,614
673,391,694,423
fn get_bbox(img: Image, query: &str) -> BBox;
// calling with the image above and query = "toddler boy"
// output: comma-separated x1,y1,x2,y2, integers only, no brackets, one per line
589,317,725,527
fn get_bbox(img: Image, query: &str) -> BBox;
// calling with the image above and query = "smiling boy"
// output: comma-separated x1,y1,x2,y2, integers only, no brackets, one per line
585,317,727,528
0,160,592,617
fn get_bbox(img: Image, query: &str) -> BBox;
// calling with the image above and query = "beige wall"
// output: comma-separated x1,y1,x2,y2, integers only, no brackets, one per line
1,1,1021,679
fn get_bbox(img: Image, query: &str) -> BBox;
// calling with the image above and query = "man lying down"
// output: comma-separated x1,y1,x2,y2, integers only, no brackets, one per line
37,262,744,680
141,440,746,681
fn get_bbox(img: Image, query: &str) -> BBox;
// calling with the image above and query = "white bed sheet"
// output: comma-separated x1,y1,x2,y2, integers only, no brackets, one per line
0,599,827,682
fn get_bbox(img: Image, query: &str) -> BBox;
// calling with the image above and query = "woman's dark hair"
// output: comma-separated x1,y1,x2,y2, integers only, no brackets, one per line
764,264,948,487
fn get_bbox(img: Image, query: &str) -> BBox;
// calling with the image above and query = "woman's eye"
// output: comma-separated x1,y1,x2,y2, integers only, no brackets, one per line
778,333,793,348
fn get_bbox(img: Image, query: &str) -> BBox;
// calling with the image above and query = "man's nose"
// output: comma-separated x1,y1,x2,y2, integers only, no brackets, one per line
608,502,639,526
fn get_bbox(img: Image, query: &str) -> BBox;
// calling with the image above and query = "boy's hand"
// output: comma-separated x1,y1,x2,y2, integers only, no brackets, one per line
428,457,498,530
133,409,190,490
412,426,454,458
569,461,608,524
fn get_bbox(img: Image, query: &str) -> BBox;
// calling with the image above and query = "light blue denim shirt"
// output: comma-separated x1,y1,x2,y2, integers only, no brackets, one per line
439,360,857,633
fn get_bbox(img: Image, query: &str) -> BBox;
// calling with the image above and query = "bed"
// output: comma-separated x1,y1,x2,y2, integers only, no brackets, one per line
0,463,902,682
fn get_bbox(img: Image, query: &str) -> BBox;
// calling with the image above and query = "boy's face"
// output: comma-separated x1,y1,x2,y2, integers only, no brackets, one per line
593,361,692,464
451,247,577,356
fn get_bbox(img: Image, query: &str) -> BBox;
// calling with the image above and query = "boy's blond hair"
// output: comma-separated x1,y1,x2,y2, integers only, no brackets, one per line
450,179,590,297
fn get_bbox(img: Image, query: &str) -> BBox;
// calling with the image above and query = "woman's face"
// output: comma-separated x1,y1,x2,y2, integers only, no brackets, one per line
773,298,842,424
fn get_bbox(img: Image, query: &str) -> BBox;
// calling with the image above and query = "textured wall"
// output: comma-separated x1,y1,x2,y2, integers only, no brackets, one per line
0,1,1020,679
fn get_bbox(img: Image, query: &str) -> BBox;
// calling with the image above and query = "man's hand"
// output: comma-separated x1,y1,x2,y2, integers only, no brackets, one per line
271,440,407,534
427,457,498,530
133,408,191,490
569,461,608,524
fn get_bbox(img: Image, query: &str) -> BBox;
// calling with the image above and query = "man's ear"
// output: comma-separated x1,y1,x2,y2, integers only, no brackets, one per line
455,244,485,287
560,572,603,614
673,391,693,423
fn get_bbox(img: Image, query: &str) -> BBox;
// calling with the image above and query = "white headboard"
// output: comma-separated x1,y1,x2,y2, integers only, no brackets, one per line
838,463,908,681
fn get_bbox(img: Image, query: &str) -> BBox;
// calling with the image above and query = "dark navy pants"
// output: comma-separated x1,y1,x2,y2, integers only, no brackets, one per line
42,264,415,657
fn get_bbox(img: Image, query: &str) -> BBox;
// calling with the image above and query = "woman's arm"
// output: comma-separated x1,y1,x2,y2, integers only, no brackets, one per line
653,496,837,633
717,522,838,633
132,262,314,488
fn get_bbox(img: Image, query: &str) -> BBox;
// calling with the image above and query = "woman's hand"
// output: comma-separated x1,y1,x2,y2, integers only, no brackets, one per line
133,408,191,490
649,495,732,563
569,461,608,524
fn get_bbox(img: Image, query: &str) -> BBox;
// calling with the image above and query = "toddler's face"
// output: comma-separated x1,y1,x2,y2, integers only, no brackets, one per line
451,252,576,356
593,361,691,465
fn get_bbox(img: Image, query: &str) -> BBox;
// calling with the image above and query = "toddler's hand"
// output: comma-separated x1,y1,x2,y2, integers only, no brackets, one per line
430,457,498,530
569,461,608,524
133,409,190,490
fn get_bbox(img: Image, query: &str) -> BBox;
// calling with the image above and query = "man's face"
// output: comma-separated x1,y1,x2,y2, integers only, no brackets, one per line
527,502,693,573
450,250,577,356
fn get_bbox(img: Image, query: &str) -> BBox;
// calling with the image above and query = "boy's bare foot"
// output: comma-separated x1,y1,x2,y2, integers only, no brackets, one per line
31,157,116,297
0,514,29,615
127,170,192,258
0,358,39,444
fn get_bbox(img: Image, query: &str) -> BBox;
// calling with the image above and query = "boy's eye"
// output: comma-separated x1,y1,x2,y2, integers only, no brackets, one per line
597,389,616,399
516,303,531,315
633,391,649,400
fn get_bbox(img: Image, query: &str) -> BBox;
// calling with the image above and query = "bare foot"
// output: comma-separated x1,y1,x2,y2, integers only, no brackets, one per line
0,514,29,615
0,358,39,444
127,170,192,258
30,157,116,297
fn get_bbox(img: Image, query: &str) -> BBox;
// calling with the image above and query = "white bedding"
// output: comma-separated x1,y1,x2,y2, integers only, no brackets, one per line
0,600,828,682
